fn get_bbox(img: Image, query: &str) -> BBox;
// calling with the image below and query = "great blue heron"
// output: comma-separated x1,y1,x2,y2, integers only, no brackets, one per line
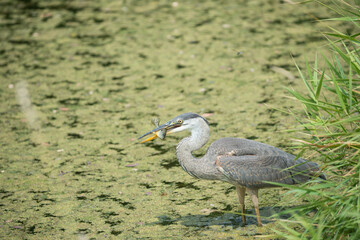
139,112,326,227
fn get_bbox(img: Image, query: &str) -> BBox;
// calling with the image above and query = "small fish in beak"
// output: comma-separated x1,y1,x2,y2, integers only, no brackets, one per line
152,118,166,140
138,118,167,143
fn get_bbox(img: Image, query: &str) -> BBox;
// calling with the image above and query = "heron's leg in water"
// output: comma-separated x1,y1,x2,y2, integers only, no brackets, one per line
248,188,262,227
235,186,246,226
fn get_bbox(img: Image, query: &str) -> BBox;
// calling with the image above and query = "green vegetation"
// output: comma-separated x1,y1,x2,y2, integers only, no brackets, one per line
275,1,360,239
0,0,357,238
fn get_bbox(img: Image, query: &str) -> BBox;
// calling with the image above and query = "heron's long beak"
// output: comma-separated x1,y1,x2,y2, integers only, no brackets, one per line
138,122,181,143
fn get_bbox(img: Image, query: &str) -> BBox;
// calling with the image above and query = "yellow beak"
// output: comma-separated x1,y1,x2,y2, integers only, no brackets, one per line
138,122,181,143
140,132,160,143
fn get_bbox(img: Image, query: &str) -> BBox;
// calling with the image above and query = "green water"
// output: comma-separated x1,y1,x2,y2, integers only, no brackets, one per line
0,0,344,239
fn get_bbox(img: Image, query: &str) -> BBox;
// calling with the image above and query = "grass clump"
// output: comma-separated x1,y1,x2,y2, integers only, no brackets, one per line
274,1,360,239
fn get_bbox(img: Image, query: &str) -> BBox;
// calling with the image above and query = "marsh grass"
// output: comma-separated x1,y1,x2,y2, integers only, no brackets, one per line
273,1,360,239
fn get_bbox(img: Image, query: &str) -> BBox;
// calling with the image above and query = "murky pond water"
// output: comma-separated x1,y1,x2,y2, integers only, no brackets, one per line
0,0,344,239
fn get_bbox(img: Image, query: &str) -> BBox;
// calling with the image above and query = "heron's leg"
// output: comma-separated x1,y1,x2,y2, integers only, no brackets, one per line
235,186,246,226
248,188,262,227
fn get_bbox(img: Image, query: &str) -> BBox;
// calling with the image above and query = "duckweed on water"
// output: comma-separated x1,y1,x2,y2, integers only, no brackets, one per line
0,0,347,239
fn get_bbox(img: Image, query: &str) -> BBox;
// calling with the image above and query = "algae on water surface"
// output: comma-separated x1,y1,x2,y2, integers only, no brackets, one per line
0,0,344,239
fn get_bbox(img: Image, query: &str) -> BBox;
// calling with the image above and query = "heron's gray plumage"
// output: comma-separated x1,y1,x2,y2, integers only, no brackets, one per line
172,114,324,187
139,112,326,226
209,138,325,188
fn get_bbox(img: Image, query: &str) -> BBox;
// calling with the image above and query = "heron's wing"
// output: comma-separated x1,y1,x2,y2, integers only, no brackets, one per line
216,155,300,188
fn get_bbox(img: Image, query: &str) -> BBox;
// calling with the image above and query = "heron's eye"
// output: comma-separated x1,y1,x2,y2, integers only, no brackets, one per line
178,119,183,123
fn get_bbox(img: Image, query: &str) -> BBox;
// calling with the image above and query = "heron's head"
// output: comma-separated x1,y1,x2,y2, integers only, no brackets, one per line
138,112,209,143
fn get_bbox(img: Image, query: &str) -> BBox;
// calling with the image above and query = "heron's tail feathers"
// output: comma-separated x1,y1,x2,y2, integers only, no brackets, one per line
318,172,326,181
291,157,326,182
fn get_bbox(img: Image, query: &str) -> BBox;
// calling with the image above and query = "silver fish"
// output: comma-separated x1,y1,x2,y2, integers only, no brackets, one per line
152,118,166,139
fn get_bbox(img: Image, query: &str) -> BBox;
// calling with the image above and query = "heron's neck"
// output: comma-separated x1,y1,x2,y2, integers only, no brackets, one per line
176,121,218,179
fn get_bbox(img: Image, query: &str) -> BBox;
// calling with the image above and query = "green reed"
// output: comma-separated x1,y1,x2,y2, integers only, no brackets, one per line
273,1,360,239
